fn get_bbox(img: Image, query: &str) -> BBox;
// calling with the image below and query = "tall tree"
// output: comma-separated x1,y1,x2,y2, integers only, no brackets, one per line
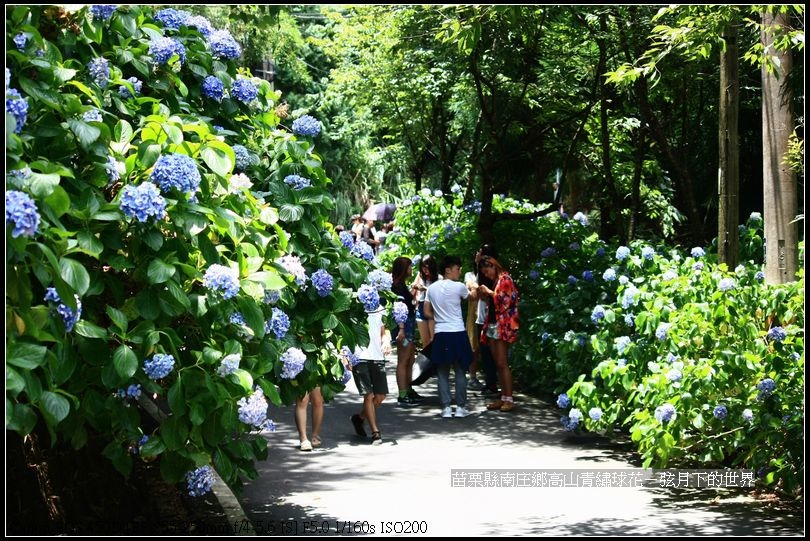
718,18,740,267
761,9,799,283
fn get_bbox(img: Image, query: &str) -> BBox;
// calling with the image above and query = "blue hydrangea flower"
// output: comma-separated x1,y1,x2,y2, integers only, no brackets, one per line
718,278,736,292
588,407,602,421
202,75,225,102
88,57,110,87
6,190,40,238
14,33,27,51
556,393,570,409
691,247,705,258
43,287,82,332
6,88,29,133
83,109,102,123
767,326,787,342
641,246,655,260
654,403,676,423
237,386,274,431
207,29,242,59
713,405,728,420
148,37,186,66
351,241,374,262
231,78,258,104
154,8,191,30
618,275,629,285
581,270,594,282
541,247,556,258
150,153,201,195
541,332,550,342
450,183,461,194
621,285,639,309
528,270,539,280
357,284,380,311
655,322,672,341
310,269,334,297
590,305,605,324
755,271,765,281
624,313,635,327
340,368,352,385
596,247,606,257
229,312,245,325
569,408,583,426
283,174,311,190
602,268,616,282
567,275,578,285
186,465,215,497
693,262,704,272
572,212,588,226
280,347,306,379
265,307,290,339
666,369,682,382
367,269,393,291
338,230,355,249
232,145,252,171
756,378,775,399
616,246,631,261
118,76,142,98
292,115,321,137
143,353,175,380
742,408,754,422
617,358,627,367
124,383,141,399
119,182,166,222
392,301,409,324
186,15,213,37
203,264,240,299
263,289,280,305
749,211,762,222
90,5,117,21
341,345,360,367
6,67,11,87
217,354,241,377
616,336,632,354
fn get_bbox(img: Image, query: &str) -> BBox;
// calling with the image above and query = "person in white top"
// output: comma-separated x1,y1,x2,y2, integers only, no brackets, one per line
423,255,473,418
350,304,389,444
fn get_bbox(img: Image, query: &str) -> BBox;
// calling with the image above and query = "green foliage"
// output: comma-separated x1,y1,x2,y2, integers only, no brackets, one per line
6,5,375,492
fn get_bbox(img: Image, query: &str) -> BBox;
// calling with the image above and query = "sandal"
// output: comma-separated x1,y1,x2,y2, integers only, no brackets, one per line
371,431,382,445
486,400,504,410
311,436,322,448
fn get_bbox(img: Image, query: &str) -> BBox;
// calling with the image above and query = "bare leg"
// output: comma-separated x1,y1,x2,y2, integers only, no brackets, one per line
363,394,379,434
310,387,324,443
492,340,513,397
294,393,310,443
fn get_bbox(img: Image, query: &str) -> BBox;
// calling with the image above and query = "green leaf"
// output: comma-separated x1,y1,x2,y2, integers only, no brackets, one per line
40,391,70,423
29,172,61,198
168,377,187,416
6,366,25,396
7,342,48,369
44,186,71,218
74,320,108,339
59,257,90,295
53,66,78,83
200,145,232,178
279,204,304,222
77,230,104,257
189,403,206,426
140,436,167,458
161,415,189,451
8,403,38,435
67,119,101,146
147,258,176,284
142,229,164,251
237,297,265,339
230,369,254,393
322,314,339,331
112,345,138,379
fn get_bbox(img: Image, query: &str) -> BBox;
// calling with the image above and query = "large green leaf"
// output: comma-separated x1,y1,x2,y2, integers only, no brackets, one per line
67,118,101,146
279,204,304,222
7,342,48,369
59,257,90,295
200,144,232,178
112,344,138,380
147,258,176,284
40,391,70,423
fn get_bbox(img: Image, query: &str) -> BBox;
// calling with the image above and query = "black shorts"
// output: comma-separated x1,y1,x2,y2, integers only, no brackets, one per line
354,360,388,395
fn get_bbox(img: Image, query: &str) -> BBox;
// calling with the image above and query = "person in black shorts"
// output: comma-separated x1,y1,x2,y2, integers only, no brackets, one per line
351,304,389,444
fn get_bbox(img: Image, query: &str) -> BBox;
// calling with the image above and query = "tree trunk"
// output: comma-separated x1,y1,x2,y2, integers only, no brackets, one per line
718,21,740,268
761,11,798,284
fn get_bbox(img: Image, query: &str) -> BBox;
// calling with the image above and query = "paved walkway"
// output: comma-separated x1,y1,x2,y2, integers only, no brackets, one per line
238,364,804,536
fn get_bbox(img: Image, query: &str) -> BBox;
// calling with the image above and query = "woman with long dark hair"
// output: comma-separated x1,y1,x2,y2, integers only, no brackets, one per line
390,256,418,406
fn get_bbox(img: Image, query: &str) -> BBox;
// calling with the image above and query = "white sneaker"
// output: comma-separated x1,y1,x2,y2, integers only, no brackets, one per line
299,440,312,451
441,406,453,418
455,406,472,418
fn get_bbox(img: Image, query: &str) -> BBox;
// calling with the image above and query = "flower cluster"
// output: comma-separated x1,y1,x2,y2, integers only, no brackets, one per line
265,307,290,339
232,145,252,171
143,353,175,380
186,15,213,37
150,153,201,195
14,33,27,51
767,326,787,342
263,289,280,305
186,465,215,497
654,403,676,423
655,322,672,341
641,246,655,260
208,29,242,60
83,109,102,123
691,247,705,258
341,345,360,367
367,269,393,291
540,247,555,258
278,255,307,286
588,407,602,421
572,212,589,226
228,173,252,193
756,378,775,400
357,284,380,312
118,76,142,98
718,278,736,292
311,269,334,297
7,88,29,133
392,301,409,324
90,5,117,21
712,405,728,420
742,409,754,422
116,383,142,400
339,368,352,385
217,354,241,377
581,270,594,282
43,287,82,332
88,57,110,87
202,75,225,101
154,8,190,30
350,241,374,261
590,305,605,324
6,190,40,238
280,347,306,379
615,336,632,354
561,408,582,431
602,268,617,282
119,182,166,222
231,78,258,104
338,230,354,249
148,37,186,66
283,174,311,190
556,393,570,409
291,115,321,137
616,246,631,261
237,387,275,431
203,264,240,299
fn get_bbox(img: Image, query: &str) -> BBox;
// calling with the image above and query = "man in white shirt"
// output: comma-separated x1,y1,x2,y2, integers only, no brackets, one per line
423,255,473,418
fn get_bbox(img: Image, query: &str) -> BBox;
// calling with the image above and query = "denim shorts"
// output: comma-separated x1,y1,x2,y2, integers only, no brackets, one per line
415,301,433,322
391,316,416,347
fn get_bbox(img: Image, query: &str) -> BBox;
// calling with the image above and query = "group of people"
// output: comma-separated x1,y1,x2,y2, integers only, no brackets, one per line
295,242,520,450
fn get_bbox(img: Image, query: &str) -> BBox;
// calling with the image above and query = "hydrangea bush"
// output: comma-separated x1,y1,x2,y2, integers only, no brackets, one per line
5,5,375,493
